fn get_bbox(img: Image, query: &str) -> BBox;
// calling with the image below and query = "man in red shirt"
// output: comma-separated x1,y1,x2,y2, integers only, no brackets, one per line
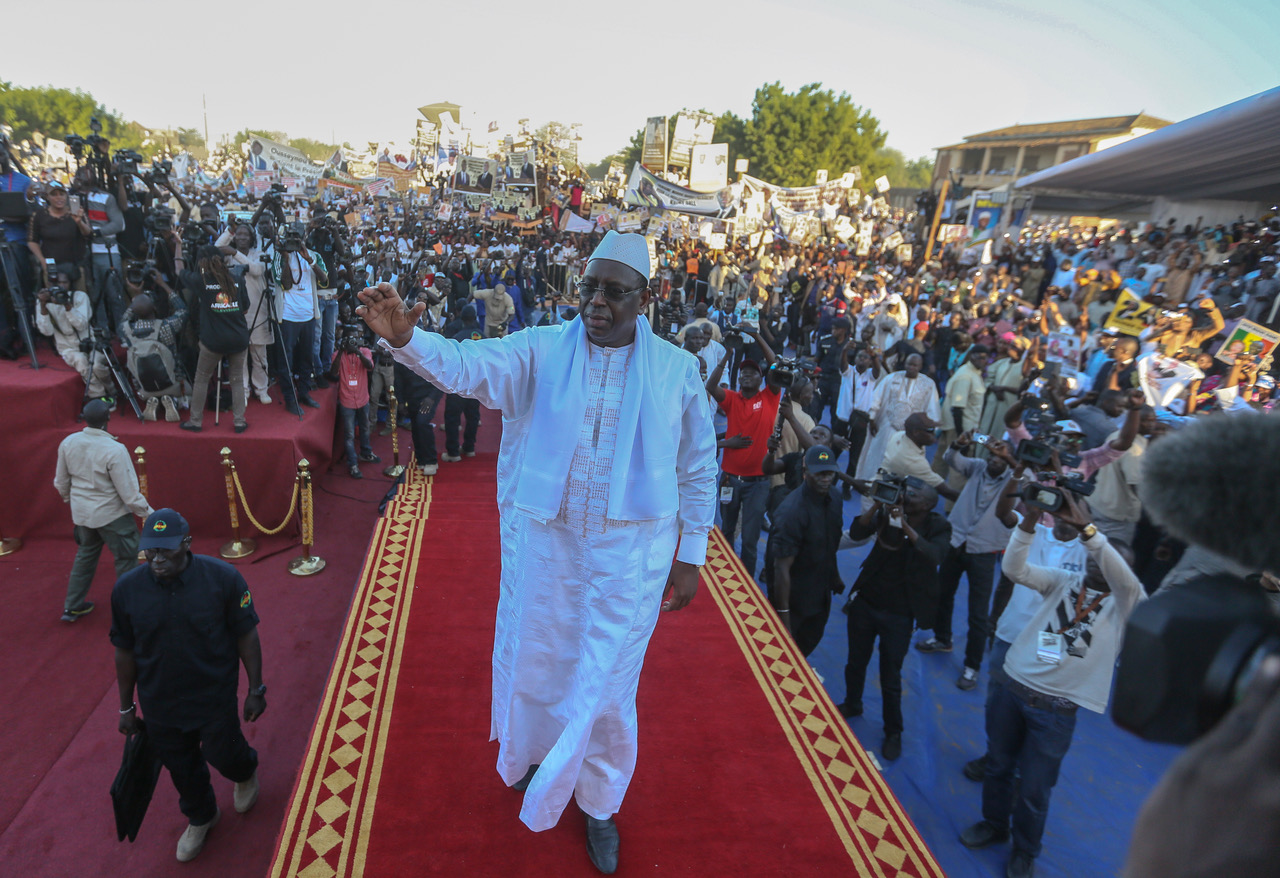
706,326,780,579
329,332,382,478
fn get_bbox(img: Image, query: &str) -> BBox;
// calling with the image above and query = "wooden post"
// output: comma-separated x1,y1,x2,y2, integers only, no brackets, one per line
923,178,951,263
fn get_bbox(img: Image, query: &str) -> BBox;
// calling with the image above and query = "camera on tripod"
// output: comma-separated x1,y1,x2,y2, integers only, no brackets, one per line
263,183,286,204
114,149,143,176
79,326,113,355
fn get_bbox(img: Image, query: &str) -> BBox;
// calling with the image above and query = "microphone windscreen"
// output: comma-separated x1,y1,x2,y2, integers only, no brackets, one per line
1139,413,1280,573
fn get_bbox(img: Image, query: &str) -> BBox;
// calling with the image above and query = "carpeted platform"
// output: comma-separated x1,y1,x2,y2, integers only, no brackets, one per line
269,455,943,877
0,348,343,541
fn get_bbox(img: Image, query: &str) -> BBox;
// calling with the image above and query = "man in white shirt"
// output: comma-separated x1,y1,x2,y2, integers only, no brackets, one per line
959,495,1145,878
836,346,880,498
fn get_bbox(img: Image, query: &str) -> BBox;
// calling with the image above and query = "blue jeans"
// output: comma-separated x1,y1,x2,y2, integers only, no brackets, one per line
719,473,770,578
982,679,1078,858
340,403,372,463
312,297,338,375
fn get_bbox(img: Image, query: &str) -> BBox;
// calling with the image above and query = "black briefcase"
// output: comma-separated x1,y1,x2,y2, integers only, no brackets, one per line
110,720,162,842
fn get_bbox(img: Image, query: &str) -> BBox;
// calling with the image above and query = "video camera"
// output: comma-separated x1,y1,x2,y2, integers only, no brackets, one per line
149,159,173,185
869,471,908,507
1019,471,1094,513
146,207,176,235
767,355,814,390
1114,575,1280,745
263,183,287,202
279,222,307,253
114,149,143,176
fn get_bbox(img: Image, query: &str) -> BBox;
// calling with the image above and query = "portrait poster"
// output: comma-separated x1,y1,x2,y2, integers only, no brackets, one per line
1104,290,1155,336
669,111,716,168
1215,319,1280,365
505,149,537,186
1045,330,1082,369
874,175,891,193
452,156,499,195
688,143,729,193
1137,353,1204,409
641,116,668,171
895,244,913,263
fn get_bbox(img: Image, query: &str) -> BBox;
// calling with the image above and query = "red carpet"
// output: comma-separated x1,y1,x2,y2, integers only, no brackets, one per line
269,444,944,876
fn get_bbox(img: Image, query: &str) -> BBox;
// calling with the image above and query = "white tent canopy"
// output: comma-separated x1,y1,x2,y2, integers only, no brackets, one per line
1016,87,1280,205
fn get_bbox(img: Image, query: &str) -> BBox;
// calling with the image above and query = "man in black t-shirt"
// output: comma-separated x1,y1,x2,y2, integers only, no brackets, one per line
441,304,484,462
111,509,267,862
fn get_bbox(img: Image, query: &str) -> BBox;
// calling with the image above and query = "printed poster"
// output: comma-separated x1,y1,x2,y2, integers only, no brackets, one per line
1137,353,1204,409
1044,330,1082,369
1104,290,1155,336
641,116,668,171
668,111,716,167
624,164,737,218
1215,319,1280,365
688,143,729,193
505,149,537,185
874,175,891,193
452,156,499,194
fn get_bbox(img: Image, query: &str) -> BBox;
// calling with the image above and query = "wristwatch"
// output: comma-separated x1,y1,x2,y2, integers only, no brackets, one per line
1080,524,1098,541
251,684,268,697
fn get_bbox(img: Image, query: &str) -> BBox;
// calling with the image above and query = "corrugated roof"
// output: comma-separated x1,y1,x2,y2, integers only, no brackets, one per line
938,114,1172,150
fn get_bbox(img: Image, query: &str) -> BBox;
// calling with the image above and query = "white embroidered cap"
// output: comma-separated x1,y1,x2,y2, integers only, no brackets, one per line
587,230,650,284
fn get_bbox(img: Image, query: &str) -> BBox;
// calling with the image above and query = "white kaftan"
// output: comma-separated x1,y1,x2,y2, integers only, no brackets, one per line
854,372,941,506
385,318,718,832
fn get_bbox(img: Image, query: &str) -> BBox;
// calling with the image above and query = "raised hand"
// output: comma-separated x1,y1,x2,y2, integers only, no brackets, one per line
357,282,425,348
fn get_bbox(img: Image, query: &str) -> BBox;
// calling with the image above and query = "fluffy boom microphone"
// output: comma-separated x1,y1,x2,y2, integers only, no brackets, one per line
1139,412,1280,573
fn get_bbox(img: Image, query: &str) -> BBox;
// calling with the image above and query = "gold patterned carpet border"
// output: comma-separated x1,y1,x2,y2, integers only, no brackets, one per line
268,468,432,878
702,527,945,878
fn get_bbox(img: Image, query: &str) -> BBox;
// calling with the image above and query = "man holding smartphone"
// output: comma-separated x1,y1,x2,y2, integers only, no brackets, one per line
839,477,951,761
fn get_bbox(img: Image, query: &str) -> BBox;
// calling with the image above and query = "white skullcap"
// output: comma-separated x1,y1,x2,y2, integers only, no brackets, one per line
588,230,650,283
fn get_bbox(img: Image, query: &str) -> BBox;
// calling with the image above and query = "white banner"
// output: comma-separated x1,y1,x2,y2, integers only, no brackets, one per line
688,143,729,193
245,136,321,181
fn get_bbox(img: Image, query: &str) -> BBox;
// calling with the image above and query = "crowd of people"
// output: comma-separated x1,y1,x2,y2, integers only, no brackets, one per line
9,123,1280,877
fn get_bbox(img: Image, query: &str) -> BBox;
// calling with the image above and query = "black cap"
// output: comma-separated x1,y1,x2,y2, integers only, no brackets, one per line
139,508,190,550
805,445,840,474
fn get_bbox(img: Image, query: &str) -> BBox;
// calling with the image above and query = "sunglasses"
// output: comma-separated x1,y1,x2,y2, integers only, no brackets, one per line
574,280,645,303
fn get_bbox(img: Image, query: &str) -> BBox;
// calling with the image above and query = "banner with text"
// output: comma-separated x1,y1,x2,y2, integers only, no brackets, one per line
624,164,736,218
641,116,668,171
245,137,321,181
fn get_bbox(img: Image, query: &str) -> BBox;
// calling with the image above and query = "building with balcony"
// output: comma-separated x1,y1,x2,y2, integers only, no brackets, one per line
932,114,1172,191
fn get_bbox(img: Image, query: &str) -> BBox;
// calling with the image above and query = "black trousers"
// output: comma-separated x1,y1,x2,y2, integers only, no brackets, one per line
844,597,914,735
934,546,1000,672
408,388,442,466
148,706,258,825
844,415,869,477
793,594,832,657
444,395,480,456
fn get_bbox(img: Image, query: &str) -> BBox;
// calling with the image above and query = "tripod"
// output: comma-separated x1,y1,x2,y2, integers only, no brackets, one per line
255,251,302,420
0,242,41,369
83,326,144,419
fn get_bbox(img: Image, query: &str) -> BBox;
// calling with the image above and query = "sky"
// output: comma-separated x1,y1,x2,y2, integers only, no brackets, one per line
4,0,1277,166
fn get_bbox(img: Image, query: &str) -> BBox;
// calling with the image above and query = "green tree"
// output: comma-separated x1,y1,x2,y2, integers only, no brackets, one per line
744,82,887,188
0,81,144,151
876,147,934,190
290,137,341,162
231,128,289,151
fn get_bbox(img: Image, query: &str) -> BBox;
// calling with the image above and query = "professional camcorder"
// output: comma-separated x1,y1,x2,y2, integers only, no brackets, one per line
767,355,814,390
146,207,176,235
114,149,143,176
149,159,173,185
279,223,307,253
869,471,909,507
1019,471,1094,513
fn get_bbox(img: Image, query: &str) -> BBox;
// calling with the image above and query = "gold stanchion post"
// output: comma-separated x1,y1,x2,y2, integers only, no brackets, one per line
289,458,325,576
219,447,257,559
135,446,148,562
383,384,406,478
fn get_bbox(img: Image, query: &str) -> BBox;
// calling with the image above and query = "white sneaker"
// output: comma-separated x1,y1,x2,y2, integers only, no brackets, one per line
161,396,180,422
234,770,260,813
464,451,476,458
421,463,439,476
257,392,272,405
441,453,462,463
176,807,220,862
143,397,158,421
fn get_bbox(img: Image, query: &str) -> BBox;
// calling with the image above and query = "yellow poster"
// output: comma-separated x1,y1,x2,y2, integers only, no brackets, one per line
1104,290,1153,336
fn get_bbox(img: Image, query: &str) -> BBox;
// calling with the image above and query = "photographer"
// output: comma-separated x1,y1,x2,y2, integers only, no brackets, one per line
273,223,329,416
73,165,127,329
959,494,1144,878
308,211,347,389
916,432,1018,690
836,342,881,499
706,324,780,580
839,477,951,762
0,132,35,359
121,285,188,422
180,246,251,433
35,264,111,399
1004,387,1146,480
27,181,90,285
809,316,852,424
217,221,272,403
326,330,380,478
